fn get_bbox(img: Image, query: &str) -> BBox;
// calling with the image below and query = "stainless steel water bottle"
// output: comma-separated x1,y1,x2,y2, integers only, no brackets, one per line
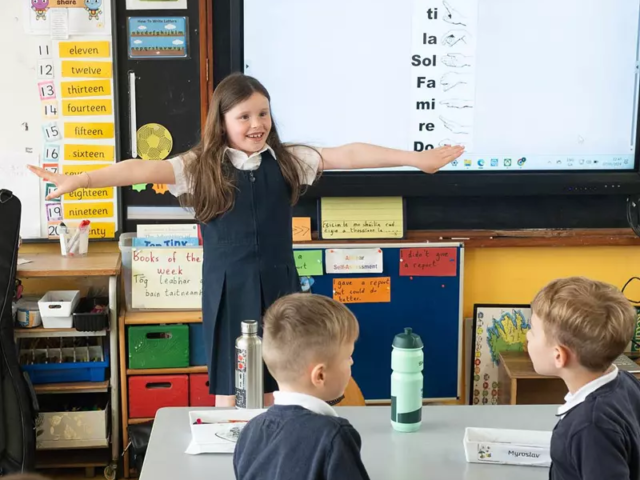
235,320,264,409
391,327,424,432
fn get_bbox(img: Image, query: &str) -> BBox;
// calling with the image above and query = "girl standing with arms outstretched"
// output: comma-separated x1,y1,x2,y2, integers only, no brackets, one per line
28,73,463,406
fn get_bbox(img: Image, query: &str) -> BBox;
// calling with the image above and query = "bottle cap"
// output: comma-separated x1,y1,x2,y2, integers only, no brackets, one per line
241,320,258,334
392,327,423,349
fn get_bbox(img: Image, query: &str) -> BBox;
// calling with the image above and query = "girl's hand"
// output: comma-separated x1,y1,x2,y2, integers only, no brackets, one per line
27,165,86,200
413,145,465,173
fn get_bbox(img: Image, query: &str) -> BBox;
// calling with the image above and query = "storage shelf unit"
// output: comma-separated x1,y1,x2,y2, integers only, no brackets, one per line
119,308,206,477
17,252,121,474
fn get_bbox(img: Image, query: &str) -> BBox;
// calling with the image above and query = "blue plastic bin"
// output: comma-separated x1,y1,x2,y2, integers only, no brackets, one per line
189,323,207,366
22,350,109,384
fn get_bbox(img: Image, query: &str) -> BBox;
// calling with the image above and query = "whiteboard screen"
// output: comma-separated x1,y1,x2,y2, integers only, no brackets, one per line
244,0,640,173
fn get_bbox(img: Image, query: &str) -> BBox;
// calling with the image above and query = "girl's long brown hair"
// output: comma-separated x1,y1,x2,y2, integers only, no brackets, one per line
181,73,319,223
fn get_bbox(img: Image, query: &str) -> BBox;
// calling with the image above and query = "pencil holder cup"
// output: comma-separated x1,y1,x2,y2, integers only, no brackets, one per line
60,225,89,257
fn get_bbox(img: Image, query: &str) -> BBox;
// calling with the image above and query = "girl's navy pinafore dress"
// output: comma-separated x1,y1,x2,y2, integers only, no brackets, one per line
200,150,301,395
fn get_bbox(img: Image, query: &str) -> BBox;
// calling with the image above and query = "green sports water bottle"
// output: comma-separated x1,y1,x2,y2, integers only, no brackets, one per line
391,327,424,432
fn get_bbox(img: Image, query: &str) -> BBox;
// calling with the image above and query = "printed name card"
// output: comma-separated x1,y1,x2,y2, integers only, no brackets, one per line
61,80,112,98
64,144,114,162
64,122,114,139
62,99,113,116
333,277,391,304
294,250,323,276
61,61,112,78
62,163,112,175
326,248,383,274
58,41,110,58
64,201,114,219
131,248,203,309
399,248,458,277
66,187,114,201
87,222,116,239
320,197,404,239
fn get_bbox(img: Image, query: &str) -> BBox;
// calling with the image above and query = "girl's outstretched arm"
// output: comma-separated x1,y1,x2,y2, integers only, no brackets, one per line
27,159,176,200
319,143,464,174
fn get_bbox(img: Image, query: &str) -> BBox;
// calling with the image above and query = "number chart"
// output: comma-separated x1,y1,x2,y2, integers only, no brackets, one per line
0,1,118,239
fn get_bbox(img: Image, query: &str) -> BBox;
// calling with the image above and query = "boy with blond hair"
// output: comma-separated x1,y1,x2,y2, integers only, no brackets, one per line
527,276,640,480
233,293,370,480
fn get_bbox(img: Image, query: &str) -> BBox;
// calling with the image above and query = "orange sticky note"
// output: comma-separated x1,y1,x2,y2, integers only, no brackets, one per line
292,217,311,242
333,277,391,304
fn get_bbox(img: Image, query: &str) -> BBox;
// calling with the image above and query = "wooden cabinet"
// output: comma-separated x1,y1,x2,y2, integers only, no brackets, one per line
498,351,640,405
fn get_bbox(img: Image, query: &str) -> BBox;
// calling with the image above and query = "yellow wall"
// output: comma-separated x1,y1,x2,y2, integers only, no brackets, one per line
464,246,640,318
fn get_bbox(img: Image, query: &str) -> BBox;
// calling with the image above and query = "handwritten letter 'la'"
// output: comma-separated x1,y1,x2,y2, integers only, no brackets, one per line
399,248,458,277
131,247,203,309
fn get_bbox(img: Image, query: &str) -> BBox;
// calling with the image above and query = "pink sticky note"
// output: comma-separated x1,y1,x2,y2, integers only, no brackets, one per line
38,80,56,100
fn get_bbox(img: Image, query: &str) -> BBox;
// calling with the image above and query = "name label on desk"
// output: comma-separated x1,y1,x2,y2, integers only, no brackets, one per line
474,443,551,467
131,247,203,309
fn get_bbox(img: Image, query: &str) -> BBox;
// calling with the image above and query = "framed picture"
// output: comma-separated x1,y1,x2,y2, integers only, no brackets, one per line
128,17,189,60
470,304,532,405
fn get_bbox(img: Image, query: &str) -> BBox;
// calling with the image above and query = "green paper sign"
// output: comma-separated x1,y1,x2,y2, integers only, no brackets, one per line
294,250,323,276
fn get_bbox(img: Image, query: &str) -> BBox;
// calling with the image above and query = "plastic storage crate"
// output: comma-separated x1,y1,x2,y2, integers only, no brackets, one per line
128,324,189,369
73,297,109,332
20,338,108,384
129,375,189,418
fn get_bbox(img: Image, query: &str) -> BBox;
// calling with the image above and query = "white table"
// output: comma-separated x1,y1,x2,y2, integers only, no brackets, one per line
140,405,559,480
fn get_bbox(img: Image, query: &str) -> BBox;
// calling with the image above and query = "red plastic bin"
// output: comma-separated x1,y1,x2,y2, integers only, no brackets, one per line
129,375,189,418
189,374,216,406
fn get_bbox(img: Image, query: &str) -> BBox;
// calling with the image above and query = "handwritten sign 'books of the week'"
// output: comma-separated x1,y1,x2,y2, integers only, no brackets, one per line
399,248,458,277
333,278,391,304
325,248,383,274
131,248,203,309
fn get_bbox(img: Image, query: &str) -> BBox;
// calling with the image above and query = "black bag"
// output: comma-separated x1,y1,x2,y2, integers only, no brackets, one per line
126,421,153,473
0,190,38,475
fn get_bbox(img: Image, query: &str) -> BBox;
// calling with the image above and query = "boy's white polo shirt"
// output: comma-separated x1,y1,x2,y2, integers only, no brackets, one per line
556,365,619,418
273,391,338,417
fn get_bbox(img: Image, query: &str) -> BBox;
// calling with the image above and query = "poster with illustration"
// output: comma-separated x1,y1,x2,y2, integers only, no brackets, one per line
24,0,112,35
470,304,532,405
128,17,188,59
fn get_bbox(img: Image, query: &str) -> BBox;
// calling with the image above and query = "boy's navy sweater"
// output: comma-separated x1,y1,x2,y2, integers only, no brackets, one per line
550,371,640,480
233,404,370,480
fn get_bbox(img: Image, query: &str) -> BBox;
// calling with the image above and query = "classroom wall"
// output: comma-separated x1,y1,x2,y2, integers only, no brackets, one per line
464,246,640,316
20,242,640,314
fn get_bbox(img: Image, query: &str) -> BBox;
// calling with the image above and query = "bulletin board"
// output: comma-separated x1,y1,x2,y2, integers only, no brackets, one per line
293,242,464,401
0,0,119,241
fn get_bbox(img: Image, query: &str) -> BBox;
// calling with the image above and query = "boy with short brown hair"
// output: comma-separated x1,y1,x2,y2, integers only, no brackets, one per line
233,293,370,480
527,276,640,480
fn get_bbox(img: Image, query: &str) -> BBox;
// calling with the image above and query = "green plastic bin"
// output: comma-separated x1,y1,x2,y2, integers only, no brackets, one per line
128,325,189,369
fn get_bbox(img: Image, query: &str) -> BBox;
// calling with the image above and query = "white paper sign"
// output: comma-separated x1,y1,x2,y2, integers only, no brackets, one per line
131,247,203,309
325,248,383,274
